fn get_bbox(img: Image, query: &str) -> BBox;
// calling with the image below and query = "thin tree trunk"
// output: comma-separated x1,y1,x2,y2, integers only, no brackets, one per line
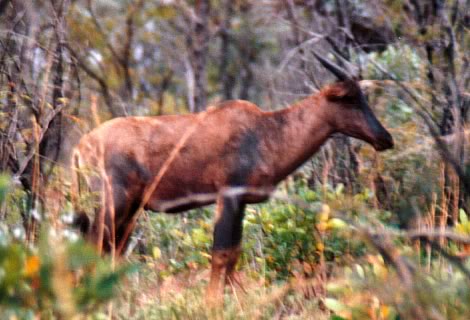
188,0,210,112
39,0,69,178
219,0,234,100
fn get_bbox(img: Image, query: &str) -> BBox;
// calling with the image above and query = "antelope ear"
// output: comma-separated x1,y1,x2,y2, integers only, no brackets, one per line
323,81,361,101
323,84,349,100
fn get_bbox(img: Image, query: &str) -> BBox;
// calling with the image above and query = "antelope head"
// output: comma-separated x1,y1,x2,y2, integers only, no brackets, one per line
315,53,394,151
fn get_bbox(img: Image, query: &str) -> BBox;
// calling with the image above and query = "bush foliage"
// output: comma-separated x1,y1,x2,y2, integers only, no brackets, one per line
0,1,469,319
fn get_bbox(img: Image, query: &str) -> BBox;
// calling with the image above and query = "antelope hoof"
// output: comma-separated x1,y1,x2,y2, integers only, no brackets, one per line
226,272,247,295
206,287,224,310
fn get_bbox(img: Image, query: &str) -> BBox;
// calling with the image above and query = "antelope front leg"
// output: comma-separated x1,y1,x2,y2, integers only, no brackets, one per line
207,193,245,304
225,245,244,288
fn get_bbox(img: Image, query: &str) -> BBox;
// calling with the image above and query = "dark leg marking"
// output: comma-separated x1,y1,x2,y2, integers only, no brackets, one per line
207,194,246,302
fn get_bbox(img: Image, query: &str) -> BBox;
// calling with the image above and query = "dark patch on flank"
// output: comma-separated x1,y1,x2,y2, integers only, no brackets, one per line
105,152,152,189
227,129,261,186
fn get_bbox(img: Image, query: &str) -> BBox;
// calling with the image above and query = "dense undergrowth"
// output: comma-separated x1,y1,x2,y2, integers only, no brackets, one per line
1,170,470,319
1,1,469,318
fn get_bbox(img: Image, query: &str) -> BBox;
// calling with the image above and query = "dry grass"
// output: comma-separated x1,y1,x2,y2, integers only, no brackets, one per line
112,267,330,320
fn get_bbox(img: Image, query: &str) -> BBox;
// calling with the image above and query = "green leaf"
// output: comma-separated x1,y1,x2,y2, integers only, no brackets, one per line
149,5,177,19
191,228,210,245
152,246,162,259
327,218,347,230
0,174,11,206
326,282,346,295
94,273,120,299
355,264,365,279
335,184,344,196
459,209,468,225
324,298,347,314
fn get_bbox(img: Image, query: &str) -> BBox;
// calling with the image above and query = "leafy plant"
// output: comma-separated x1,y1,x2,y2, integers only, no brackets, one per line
0,174,135,319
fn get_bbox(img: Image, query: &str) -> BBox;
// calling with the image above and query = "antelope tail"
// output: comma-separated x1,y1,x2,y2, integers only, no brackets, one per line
70,148,91,234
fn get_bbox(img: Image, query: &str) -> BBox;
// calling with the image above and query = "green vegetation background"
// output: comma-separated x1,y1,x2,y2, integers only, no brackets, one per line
0,1,469,319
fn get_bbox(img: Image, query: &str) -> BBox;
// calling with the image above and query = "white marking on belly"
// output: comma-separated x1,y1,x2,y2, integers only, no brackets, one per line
152,186,275,212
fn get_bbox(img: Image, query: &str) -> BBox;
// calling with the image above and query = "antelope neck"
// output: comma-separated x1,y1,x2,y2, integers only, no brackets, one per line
264,95,333,182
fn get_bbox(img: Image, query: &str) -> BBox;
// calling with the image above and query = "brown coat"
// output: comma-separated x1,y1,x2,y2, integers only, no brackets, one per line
72,80,393,300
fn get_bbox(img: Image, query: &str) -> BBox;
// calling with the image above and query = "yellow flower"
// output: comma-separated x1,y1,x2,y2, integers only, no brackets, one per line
318,204,330,222
24,255,40,277
380,305,391,318
152,247,162,259
316,221,327,232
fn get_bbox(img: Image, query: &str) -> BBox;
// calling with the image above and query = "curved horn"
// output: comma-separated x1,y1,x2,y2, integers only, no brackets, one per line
313,51,351,81
330,51,359,76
